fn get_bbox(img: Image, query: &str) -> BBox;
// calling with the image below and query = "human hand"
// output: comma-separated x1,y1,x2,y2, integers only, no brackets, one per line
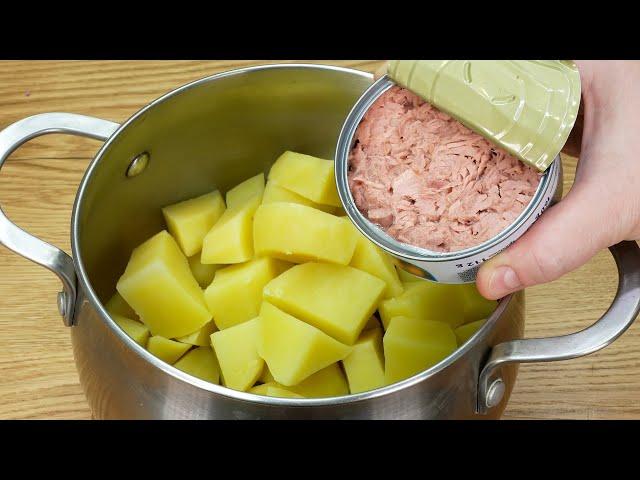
476,61,640,300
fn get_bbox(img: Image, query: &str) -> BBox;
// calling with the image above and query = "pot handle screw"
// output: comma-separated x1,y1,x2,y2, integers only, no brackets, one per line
0,113,120,326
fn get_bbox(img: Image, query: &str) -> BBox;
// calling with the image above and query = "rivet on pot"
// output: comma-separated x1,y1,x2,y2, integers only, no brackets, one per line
485,378,505,408
126,152,150,178
57,291,67,317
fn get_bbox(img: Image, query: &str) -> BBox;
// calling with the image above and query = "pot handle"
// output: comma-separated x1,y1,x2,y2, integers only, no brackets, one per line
477,240,640,413
0,113,120,326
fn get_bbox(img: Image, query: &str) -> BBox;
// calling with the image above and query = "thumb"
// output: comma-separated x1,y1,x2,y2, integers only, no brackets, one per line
476,184,617,300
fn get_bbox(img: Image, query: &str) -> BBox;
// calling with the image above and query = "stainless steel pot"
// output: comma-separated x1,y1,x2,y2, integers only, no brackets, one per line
1,63,639,419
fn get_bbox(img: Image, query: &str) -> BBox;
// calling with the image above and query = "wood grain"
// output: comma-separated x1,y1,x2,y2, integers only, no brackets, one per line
0,61,637,420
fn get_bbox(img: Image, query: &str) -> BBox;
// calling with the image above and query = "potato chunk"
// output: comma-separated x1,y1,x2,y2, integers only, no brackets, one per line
201,195,261,264
454,319,486,345
384,316,457,384
147,336,191,364
176,320,218,346
205,257,289,330
258,365,275,384
116,231,211,338
188,254,221,288
162,190,226,257
173,346,220,384
262,180,335,213
105,292,138,320
268,151,341,206
258,302,351,386
249,383,304,399
210,317,264,391
342,328,385,394
378,281,466,330
264,262,385,345
459,284,497,322
396,266,423,283
349,231,404,299
287,363,349,398
253,203,357,265
226,173,265,208
112,313,150,347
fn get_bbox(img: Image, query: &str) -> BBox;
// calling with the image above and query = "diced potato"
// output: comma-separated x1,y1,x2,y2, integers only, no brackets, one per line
116,231,211,338
364,316,381,331
105,292,138,320
333,206,347,217
226,173,265,208
173,346,220,384
268,151,341,207
263,262,386,345
258,365,275,384
176,320,218,346
349,231,404,299
205,257,289,330
384,316,457,384
459,284,497,322
253,203,357,265
287,363,349,398
258,302,351,386
454,319,486,345
378,281,466,330
162,190,226,257
249,383,304,399
210,317,264,391
342,328,385,394
396,266,423,283
188,254,221,288
147,336,191,364
262,180,335,214
112,313,150,347
201,195,261,264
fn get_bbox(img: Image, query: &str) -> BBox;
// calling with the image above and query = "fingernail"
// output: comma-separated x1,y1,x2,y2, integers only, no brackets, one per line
490,265,522,297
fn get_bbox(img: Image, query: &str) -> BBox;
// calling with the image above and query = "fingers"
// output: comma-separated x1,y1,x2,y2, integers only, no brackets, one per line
476,184,617,300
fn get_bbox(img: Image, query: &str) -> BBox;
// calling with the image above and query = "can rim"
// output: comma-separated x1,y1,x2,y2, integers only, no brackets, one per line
335,75,559,262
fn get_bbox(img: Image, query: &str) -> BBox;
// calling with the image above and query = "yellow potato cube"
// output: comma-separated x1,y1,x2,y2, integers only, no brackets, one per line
287,363,349,398
258,365,275,384
205,257,289,330
201,195,261,264
173,346,220,384
116,231,212,338
350,231,404,299
105,292,138,320
268,151,341,207
176,320,218,346
262,180,335,214
342,328,385,394
396,266,422,283
454,319,486,345
384,316,457,384
112,313,150,347
258,302,351,386
249,383,304,399
253,203,357,265
226,173,265,208
378,281,466,330
210,317,264,391
459,284,497,322
188,254,222,288
264,262,385,345
162,190,226,257
147,336,191,364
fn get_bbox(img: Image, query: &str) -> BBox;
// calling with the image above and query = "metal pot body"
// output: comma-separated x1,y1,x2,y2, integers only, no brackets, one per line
1,64,639,420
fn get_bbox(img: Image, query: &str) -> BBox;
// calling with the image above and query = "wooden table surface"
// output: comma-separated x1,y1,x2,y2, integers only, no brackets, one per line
0,60,638,420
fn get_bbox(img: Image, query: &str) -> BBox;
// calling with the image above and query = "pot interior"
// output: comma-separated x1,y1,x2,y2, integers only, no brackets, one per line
74,65,373,301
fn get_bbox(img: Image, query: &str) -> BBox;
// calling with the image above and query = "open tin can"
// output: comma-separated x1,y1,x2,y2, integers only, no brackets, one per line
335,72,566,284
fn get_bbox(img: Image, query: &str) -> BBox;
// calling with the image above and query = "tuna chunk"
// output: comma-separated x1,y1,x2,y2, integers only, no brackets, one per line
348,86,541,252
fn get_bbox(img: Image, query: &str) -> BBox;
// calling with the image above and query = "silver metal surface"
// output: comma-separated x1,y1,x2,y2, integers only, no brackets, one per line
477,241,640,413
3,64,639,419
485,379,505,408
335,75,562,284
0,113,119,325
126,152,150,178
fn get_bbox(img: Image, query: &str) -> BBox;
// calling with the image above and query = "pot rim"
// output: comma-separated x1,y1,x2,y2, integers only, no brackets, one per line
71,62,512,407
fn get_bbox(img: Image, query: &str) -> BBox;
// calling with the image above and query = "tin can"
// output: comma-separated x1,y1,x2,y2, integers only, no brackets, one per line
335,75,563,284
